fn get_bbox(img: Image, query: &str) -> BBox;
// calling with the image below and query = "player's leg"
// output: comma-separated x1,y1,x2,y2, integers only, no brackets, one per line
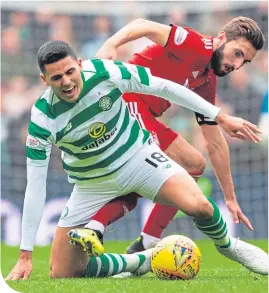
50,225,89,278
137,130,206,251
50,225,153,278
85,193,140,235
148,148,267,275
50,181,118,278
126,103,206,252
122,142,268,275
84,249,153,278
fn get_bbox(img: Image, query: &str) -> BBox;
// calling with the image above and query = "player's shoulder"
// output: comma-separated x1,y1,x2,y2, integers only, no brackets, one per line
31,87,55,121
171,24,213,50
33,88,52,108
82,58,125,79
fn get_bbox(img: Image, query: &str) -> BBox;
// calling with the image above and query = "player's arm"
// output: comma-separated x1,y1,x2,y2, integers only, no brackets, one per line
111,62,261,142
5,113,52,281
96,18,171,59
201,124,253,230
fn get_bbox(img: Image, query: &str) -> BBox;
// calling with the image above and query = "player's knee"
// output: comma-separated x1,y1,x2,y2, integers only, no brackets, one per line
50,263,82,279
50,264,63,279
196,198,213,219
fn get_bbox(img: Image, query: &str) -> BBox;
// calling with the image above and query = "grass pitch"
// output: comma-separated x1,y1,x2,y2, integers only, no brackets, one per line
1,239,268,293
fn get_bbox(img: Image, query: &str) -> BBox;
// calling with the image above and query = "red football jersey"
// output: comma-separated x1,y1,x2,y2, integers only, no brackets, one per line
128,24,217,117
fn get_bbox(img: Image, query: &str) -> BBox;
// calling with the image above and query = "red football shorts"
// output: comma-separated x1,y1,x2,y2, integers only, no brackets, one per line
123,93,178,151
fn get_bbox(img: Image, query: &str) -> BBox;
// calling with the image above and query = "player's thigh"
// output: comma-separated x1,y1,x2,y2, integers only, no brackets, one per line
50,225,88,278
155,172,213,218
164,135,206,174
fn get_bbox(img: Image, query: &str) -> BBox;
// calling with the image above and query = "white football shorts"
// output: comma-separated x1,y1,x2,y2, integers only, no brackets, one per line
58,141,186,227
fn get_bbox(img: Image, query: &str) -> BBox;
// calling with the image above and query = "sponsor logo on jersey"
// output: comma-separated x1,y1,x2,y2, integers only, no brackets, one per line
174,27,188,45
88,122,106,138
192,71,199,79
26,135,40,148
82,126,117,150
99,96,113,111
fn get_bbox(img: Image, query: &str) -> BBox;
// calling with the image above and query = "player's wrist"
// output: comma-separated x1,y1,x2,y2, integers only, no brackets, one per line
215,110,228,124
19,250,33,260
224,193,237,202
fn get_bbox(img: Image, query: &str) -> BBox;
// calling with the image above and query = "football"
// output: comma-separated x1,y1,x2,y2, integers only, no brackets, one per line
151,235,202,280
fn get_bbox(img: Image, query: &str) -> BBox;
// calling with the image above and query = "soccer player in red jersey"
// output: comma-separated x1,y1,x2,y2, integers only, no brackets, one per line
85,17,265,252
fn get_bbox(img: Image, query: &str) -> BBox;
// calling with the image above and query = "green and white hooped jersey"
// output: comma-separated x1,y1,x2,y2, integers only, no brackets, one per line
26,59,152,183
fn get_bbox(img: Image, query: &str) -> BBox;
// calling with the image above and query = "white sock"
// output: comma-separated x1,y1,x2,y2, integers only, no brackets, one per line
141,232,160,249
85,220,105,234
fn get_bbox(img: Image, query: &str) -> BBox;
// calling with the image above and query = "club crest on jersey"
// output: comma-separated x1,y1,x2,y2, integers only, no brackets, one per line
99,96,113,111
88,122,106,138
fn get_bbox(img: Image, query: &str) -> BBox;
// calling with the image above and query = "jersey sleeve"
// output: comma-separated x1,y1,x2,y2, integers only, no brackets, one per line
26,105,53,167
164,25,213,60
105,60,221,121
20,104,52,251
194,72,218,126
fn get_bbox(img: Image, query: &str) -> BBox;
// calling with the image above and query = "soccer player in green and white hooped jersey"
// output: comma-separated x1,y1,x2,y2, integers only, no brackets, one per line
5,40,266,281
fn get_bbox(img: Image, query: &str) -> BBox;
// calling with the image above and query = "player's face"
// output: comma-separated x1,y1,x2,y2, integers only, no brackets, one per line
40,56,83,103
211,37,257,77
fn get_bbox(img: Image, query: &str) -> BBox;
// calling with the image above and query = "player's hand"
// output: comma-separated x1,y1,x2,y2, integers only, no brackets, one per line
215,111,262,143
95,42,117,60
226,198,254,231
5,250,33,281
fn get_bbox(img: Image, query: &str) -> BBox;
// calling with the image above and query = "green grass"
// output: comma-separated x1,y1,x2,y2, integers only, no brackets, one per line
1,240,268,293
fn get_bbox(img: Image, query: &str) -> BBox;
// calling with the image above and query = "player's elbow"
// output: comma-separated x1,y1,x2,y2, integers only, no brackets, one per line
132,18,147,25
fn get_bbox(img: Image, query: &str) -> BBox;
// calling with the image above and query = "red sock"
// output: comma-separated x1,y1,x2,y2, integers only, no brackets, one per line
142,204,178,238
142,172,202,238
91,193,140,227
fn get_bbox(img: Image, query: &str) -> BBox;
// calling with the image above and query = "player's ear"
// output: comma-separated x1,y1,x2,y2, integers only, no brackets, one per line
217,31,227,47
77,58,83,68
40,73,48,86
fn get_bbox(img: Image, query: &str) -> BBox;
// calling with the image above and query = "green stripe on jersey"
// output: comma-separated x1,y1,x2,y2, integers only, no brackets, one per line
35,94,77,119
62,120,142,173
56,88,122,143
26,147,47,160
114,61,131,79
78,60,111,101
59,106,130,159
136,66,150,86
28,121,51,140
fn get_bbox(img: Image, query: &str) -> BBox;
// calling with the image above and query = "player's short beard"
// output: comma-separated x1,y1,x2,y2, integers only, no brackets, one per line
211,43,226,77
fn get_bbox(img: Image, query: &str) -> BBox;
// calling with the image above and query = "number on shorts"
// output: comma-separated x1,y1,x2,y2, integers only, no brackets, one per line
145,152,169,168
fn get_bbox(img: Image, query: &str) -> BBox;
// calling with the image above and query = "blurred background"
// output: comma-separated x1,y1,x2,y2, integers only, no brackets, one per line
1,1,268,246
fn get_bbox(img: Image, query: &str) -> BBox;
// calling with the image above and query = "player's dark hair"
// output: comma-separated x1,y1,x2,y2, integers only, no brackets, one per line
37,40,77,73
220,16,265,50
